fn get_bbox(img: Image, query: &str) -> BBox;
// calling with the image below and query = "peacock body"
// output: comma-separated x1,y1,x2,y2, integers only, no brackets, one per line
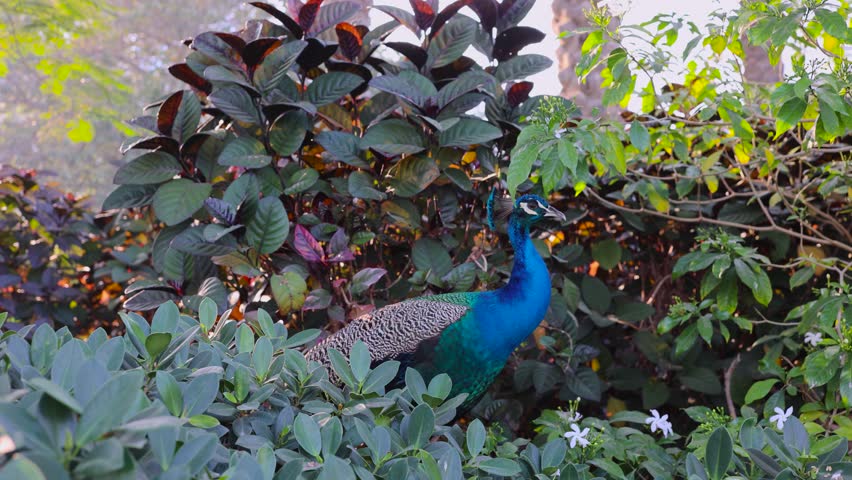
305,194,565,409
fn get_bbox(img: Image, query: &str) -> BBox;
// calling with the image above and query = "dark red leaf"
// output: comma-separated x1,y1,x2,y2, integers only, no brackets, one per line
293,224,325,262
506,81,533,106
335,22,363,60
157,91,184,138
298,0,324,33
296,38,338,69
355,25,369,38
470,0,498,31
430,56,476,81
249,2,304,38
429,0,472,39
168,64,212,94
384,42,428,69
243,38,283,70
214,33,247,56
492,26,545,61
410,0,436,30
121,136,180,157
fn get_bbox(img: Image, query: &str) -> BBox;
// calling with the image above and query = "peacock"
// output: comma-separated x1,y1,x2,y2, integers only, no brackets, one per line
305,193,566,410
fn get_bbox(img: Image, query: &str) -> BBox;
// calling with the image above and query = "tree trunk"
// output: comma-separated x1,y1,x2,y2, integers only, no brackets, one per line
552,0,614,116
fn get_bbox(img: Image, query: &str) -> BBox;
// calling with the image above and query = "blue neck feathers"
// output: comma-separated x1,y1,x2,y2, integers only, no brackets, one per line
477,213,552,358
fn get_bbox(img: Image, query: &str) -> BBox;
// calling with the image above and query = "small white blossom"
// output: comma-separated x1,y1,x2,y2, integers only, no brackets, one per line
645,409,674,438
804,331,822,347
563,423,590,448
570,411,583,422
830,473,842,480
769,406,793,429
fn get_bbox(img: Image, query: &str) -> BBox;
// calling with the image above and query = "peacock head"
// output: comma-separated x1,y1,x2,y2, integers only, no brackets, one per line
487,191,566,229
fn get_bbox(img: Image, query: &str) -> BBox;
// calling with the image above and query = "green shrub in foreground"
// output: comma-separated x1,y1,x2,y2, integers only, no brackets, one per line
0,303,849,479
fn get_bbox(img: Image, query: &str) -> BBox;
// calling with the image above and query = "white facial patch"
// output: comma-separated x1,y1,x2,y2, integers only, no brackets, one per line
520,201,538,216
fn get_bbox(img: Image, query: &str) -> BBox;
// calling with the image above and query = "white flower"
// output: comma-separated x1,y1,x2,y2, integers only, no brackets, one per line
769,406,793,429
570,411,583,422
563,423,590,448
645,409,674,438
830,473,842,480
804,331,822,347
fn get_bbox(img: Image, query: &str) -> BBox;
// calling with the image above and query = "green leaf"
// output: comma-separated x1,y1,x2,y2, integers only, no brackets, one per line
0,457,47,480
307,72,363,105
114,152,182,185
581,275,611,312
369,71,437,108
389,156,439,197
717,272,738,313
479,458,521,476
360,119,426,156
145,332,172,360
294,414,322,458
76,370,145,446
705,427,733,480
789,267,814,289
438,118,502,148
26,377,82,413
253,336,273,381
591,238,622,269
814,9,851,41
269,111,308,156
803,349,840,387
427,16,476,69
406,403,435,449
102,184,157,210
494,54,552,83
188,414,220,428
153,179,211,226
316,131,366,167
246,196,289,254
218,137,271,168
348,171,386,200
629,120,650,151
673,252,723,279
744,379,778,404
253,40,306,93
209,86,261,124
466,419,486,457
412,238,453,277
271,272,307,313
284,168,319,195
774,97,806,139
350,341,371,384
362,361,399,394
156,371,183,417
350,268,387,296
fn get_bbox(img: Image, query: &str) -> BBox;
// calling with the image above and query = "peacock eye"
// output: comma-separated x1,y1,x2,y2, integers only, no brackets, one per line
520,201,538,216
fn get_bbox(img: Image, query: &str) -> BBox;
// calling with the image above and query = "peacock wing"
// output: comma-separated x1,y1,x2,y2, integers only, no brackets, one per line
304,299,471,380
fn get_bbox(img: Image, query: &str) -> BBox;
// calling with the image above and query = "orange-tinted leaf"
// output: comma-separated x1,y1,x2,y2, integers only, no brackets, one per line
410,0,435,30
335,22,363,60
168,64,212,94
299,0,324,33
506,81,533,106
249,1,304,38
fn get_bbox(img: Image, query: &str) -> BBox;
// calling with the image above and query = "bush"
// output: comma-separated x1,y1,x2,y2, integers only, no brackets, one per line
0,303,849,479
0,167,148,333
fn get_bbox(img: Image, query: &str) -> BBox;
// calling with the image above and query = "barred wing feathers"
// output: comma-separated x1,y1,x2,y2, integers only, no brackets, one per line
305,299,470,377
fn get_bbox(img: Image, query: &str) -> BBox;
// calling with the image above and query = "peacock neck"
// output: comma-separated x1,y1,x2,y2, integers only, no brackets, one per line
477,213,552,358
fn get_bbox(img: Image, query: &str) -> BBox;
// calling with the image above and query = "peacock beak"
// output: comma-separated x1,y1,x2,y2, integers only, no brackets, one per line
543,206,566,222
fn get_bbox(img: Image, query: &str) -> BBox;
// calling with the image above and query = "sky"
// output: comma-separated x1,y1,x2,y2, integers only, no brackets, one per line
368,0,741,96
